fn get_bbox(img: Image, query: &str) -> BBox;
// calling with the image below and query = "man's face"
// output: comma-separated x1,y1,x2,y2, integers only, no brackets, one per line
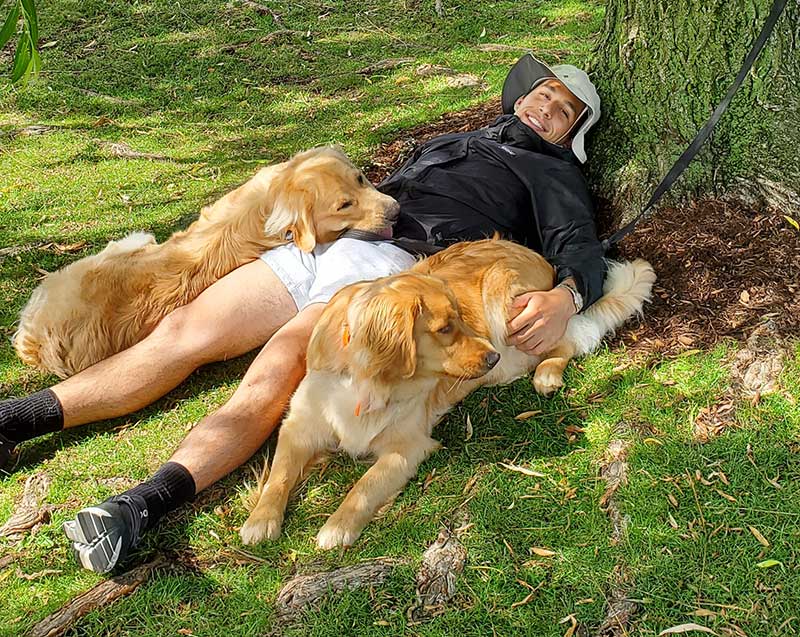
513,79,585,144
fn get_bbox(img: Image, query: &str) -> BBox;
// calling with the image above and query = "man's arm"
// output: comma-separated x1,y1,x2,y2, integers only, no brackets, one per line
535,164,606,308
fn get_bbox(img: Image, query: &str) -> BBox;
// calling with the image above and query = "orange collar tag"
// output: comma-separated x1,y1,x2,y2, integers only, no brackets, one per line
342,325,350,347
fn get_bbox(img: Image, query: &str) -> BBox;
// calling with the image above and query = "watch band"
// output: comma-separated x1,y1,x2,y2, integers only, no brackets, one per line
556,280,584,313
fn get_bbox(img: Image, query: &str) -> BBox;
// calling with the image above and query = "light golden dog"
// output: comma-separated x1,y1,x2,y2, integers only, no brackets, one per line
13,146,398,378
240,239,655,549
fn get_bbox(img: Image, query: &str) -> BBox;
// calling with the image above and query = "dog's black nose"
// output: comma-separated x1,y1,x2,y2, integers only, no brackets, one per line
484,351,501,369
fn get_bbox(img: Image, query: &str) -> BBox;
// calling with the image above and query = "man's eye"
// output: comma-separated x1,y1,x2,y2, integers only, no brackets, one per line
339,200,353,210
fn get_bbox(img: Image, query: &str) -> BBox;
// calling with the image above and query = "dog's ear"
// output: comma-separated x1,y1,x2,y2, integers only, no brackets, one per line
289,203,317,252
265,173,317,252
307,284,365,373
351,290,420,381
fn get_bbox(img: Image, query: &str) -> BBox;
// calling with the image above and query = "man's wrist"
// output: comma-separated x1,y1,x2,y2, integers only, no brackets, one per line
551,285,579,316
555,280,583,314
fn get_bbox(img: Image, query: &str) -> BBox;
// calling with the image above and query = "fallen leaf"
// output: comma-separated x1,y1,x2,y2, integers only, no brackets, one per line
644,437,664,446
690,609,718,618
499,462,545,477
715,488,737,503
668,493,679,507
668,513,679,529
559,613,578,637
530,547,556,557
514,410,541,420
748,526,769,547
756,559,782,569
677,335,695,346
784,215,799,231
54,241,87,253
658,623,717,635
465,414,473,441
739,290,751,304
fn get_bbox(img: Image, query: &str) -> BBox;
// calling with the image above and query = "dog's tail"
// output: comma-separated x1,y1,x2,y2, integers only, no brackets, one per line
565,259,656,356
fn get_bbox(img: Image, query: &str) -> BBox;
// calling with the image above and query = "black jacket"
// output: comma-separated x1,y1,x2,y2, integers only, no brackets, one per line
379,114,606,308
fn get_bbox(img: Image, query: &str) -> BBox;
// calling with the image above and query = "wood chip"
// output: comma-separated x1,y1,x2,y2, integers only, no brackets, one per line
408,527,467,622
0,473,53,540
99,141,168,161
276,558,399,617
29,557,166,637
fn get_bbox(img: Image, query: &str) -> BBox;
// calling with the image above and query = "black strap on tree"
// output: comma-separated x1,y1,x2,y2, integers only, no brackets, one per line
601,0,789,252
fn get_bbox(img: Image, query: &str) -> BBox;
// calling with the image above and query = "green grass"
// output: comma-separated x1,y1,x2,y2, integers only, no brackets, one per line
1,1,799,636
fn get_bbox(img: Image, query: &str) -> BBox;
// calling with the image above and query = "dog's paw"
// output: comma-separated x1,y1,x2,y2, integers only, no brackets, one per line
533,367,564,396
239,511,283,545
316,518,362,550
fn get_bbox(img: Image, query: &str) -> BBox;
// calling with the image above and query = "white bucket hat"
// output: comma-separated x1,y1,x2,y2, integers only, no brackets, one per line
501,53,601,163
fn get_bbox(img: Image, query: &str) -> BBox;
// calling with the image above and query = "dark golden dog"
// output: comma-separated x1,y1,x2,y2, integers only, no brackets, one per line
241,238,655,549
14,146,398,378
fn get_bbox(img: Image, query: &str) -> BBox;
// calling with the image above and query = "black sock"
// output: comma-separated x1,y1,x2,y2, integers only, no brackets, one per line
121,462,197,532
0,389,64,444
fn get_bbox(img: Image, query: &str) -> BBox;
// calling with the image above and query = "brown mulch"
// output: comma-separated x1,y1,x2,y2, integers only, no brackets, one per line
364,102,800,356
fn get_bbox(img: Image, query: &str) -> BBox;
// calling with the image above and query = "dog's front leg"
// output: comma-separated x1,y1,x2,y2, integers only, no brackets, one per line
316,431,440,550
532,340,576,395
240,417,326,545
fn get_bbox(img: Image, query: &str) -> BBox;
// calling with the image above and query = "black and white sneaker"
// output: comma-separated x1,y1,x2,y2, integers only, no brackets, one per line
0,432,16,472
63,495,148,573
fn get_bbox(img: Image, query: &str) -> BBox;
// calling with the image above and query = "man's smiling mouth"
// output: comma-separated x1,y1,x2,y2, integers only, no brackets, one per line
524,113,547,134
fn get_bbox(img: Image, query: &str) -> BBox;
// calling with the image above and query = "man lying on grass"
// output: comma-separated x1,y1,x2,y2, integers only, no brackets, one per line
0,54,606,573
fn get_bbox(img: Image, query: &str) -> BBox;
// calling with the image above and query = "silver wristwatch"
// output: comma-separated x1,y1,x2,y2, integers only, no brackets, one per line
556,280,584,313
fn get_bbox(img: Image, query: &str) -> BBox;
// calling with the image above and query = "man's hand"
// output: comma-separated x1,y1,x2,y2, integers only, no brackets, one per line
507,287,576,356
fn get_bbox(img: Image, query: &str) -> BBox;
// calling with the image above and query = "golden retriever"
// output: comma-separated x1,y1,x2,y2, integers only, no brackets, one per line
240,239,655,549
13,146,398,378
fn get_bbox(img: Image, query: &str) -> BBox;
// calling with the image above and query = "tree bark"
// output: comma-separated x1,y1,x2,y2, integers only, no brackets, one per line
589,0,800,218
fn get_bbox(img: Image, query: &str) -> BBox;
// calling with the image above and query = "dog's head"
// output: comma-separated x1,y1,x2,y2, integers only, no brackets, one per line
309,272,500,393
265,146,399,252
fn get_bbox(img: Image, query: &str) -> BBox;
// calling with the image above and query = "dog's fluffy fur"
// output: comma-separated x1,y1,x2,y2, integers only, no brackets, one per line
240,238,656,549
14,146,398,378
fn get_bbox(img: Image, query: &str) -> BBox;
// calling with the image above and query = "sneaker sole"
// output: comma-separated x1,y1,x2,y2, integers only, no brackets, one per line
63,507,124,573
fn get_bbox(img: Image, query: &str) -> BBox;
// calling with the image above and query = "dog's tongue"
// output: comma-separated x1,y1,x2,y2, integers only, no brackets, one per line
376,225,393,239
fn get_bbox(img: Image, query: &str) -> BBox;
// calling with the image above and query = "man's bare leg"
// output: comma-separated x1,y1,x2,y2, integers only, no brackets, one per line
0,260,297,469
170,303,325,491
63,304,325,573
56,259,298,427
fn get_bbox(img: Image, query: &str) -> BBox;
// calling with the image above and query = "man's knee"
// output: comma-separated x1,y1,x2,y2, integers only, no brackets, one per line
150,305,224,364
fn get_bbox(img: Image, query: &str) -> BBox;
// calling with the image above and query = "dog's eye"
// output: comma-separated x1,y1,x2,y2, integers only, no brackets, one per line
338,200,354,210
437,323,452,334
357,174,366,186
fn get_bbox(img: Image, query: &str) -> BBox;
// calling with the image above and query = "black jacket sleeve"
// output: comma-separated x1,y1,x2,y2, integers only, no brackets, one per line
532,162,606,309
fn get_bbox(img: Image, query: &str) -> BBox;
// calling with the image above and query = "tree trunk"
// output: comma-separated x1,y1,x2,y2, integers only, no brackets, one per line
589,0,800,218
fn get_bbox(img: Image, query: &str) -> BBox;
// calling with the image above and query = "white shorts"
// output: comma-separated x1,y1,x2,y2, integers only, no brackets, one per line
260,238,418,310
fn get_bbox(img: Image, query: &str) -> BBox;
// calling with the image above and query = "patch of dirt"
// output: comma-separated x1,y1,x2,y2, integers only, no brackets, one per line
364,101,800,356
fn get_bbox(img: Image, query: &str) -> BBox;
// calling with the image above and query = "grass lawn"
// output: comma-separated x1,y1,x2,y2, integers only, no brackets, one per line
1,1,798,635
